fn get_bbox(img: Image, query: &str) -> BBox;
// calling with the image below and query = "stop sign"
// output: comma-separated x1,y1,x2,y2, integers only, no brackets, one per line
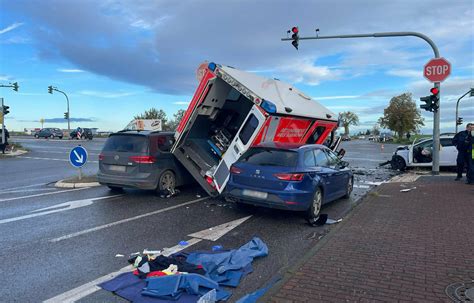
424,57,451,82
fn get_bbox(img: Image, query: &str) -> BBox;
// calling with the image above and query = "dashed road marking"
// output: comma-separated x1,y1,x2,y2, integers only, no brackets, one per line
0,187,89,203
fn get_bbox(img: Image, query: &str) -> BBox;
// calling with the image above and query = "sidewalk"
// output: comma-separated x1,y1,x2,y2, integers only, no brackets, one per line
267,176,474,302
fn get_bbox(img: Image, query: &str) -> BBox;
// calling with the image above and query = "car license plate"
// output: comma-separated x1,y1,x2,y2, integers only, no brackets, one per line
109,165,126,172
242,189,267,199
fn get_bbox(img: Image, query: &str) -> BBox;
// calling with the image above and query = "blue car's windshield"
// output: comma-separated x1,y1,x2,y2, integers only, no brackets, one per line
240,148,298,167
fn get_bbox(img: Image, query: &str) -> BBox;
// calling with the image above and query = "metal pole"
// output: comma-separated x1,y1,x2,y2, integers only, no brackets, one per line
54,89,70,133
1,98,5,145
455,89,473,133
283,31,441,175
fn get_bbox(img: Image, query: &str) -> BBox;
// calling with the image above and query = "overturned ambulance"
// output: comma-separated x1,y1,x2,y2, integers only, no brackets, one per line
172,62,339,196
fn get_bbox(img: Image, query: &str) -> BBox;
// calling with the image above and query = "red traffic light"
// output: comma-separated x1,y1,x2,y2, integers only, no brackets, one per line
430,87,439,95
291,27,298,34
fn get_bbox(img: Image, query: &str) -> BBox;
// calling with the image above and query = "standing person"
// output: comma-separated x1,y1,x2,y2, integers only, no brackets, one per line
466,126,474,185
0,127,10,154
452,123,472,181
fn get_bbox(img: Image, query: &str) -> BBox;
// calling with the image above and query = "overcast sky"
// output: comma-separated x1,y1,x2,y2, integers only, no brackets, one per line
1,0,473,133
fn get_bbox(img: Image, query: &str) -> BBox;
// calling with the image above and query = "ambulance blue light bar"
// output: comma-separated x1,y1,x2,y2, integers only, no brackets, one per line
261,100,276,113
208,62,217,71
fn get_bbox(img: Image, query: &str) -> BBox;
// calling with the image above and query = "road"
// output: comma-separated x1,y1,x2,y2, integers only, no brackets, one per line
0,137,398,302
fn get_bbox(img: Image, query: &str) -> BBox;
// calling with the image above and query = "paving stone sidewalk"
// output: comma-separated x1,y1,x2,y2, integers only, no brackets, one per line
267,176,474,302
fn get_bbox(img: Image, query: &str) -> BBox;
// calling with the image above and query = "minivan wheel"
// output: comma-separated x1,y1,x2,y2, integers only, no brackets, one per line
158,170,176,192
108,186,123,192
49,134,54,139
307,188,323,220
343,177,353,199
34,134,39,138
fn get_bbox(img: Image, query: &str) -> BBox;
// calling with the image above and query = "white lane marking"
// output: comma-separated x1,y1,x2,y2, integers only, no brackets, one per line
50,197,210,242
345,157,387,163
44,216,250,303
353,185,370,189
0,188,56,194
0,183,48,192
0,187,89,203
32,150,100,155
18,156,98,163
0,195,122,225
188,215,252,241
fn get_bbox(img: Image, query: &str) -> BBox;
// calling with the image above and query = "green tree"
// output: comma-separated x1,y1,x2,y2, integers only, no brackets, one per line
134,108,170,130
168,109,186,130
378,93,424,139
339,111,359,136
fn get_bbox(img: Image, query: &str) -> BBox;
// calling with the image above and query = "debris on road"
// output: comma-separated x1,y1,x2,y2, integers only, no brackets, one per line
100,237,268,302
115,254,125,258
307,214,343,226
400,187,416,192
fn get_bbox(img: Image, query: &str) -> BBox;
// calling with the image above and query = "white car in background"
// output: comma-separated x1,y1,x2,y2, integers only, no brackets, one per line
390,134,457,170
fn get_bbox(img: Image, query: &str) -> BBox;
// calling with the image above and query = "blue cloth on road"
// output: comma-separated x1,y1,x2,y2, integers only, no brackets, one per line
142,274,231,301
186,237,268,287
98,272,197,303
235,276,281,303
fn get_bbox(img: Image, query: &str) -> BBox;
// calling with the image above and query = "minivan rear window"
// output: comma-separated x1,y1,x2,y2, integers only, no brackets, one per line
240,148,298,167
103,135,148,153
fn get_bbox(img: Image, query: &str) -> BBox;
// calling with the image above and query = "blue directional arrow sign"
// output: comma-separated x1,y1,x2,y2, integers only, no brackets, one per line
69,146,88,168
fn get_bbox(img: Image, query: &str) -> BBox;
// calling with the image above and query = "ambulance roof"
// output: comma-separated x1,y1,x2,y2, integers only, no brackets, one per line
218,64,337,122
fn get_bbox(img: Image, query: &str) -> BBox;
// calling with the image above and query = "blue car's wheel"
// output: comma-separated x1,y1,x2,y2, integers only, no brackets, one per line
307,188,322,220
344,177,353,199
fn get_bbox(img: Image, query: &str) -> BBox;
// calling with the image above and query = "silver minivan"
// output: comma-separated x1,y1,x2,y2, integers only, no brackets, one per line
98,131,192,192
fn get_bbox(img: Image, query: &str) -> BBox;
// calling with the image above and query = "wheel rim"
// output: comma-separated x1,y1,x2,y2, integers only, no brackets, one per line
312,190,322,217
161,172,175,190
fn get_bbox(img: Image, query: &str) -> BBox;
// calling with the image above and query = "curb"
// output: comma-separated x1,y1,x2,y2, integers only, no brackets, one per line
55,180,101,188
1,149,28,157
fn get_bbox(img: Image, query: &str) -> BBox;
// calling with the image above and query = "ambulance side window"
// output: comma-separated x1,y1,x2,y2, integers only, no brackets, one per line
306,126,326,144
239,114,258,145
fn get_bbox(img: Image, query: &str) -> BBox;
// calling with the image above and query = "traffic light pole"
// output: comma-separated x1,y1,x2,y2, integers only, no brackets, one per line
1,98,5,145
54,88,71,133
455,89,474,133
282,31,441,175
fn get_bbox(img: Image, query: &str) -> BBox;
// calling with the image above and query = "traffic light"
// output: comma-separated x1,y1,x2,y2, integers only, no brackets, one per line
12,82,19,92
420,87,440,112
430,87,439,112
2,105,10,115
64,112,69,119
48,86,53,94
457,117,463,126
291,26,299,50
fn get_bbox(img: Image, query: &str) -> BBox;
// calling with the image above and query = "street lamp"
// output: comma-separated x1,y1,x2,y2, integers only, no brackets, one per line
455,88,474,133
282,30,442,175
48,86,71,133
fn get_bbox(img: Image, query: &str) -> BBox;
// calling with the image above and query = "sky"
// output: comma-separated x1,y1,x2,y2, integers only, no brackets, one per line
0,0,473,133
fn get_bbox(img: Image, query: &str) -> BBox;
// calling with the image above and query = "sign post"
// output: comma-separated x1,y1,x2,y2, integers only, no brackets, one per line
1,98,4,145
69,146,88,180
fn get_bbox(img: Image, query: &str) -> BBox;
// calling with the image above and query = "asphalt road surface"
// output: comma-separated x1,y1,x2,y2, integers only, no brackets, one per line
0,137,399,302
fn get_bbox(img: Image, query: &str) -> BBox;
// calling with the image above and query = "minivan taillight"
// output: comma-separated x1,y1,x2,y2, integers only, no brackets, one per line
274,173,304,181
230,165,243,174
205,176,216,189
98,154,104,161
129,156,156,164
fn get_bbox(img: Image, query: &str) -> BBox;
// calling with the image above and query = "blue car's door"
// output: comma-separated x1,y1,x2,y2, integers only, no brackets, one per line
325,149,350,198
310,149,339,202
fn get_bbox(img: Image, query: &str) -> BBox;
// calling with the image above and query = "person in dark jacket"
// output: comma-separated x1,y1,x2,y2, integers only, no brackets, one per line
466,127,474,185
452,123,472,181
0,127,10,154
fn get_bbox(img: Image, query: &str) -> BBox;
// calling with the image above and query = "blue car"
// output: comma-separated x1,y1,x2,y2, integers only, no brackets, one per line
225,143,353,219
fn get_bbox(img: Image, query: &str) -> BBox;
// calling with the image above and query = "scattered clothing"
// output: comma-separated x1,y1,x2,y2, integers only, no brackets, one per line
143,274,231,301
135,255,205,278
307,214,328,226
99,272,198,303
186,237,268,287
